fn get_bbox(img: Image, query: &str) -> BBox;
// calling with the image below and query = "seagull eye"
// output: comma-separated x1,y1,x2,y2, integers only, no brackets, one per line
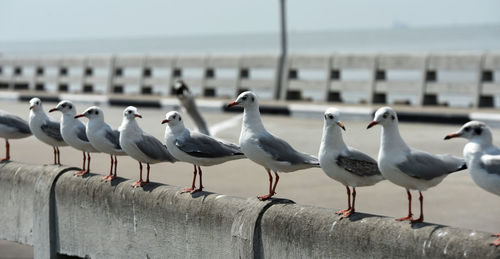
383,113,388,119
328,115,334,119
68,105,72,109
242,96,247,101
474,127,482,135
95,111,99,115
464,127,471,132
128,110,132,114
61,104,66,108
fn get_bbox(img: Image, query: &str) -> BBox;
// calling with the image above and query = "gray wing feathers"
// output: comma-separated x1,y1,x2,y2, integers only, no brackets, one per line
137,134,176,162
105,129,121,150
337,148,381,177
397,150,467,180
0,114,31,134
176,132,243,158
75,123,89,142
40,120,64,142
257,133,319,166
480,155,500,176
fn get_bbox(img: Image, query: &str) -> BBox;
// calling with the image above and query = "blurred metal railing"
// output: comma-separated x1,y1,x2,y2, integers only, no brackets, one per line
0,52,499,107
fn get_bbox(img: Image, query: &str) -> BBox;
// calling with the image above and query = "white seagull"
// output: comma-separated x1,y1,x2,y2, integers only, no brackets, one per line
119,106,176,187
162,111,245,193
445,121,500,246
0,110,32,161
228,91,320,200
75,106,126,181
367,107,466,223
49,101,99,176
173,79,210,135
319,108,384,217
29,98,67,165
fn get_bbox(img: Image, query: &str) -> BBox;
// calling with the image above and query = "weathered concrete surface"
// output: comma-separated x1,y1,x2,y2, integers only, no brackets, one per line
259,204,499,258
0,162,499,258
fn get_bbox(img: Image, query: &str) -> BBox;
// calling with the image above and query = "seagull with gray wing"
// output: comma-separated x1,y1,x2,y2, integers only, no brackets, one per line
445,121,500,246
119,106,176,187
75,106,126,181
29,97,67,165
162,111,245,193
228,91,320,200
49,100,99,176
0,109,32,161
319,108,384,218
367,106,466,223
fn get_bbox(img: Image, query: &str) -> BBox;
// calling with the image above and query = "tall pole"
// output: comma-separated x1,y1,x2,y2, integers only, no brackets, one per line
275,0,287,100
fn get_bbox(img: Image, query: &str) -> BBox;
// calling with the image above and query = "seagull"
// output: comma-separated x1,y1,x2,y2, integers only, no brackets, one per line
228,91,320,200
173,79,210,135
319,108,384,217
162,111,245,193
444,121,500,246
119,106,176,187
49,101,99,176
28,98,67,165
0,110,32,161
367,106,466,223
75,106,126,181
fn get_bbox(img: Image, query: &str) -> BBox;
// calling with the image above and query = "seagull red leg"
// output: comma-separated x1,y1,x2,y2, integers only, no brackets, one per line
342,187,356,218
132,162,145,187
112,156,118,179
190,166,204,193
74,152,87,176
144,163,150,184
258,169,274,201
491,233,500,246
337,186,352,215
52,147,57,165
182,165,197,193
1,139,10,161
396,189,413,221
101,155,114,180
56,147,61,165
411,191,424,223
86,152,91,174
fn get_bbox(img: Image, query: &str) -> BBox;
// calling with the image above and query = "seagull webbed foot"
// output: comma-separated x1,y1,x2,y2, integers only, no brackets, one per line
491,233,500,246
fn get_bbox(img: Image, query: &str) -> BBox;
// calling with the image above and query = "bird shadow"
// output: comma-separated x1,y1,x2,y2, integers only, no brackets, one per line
344,212,381,222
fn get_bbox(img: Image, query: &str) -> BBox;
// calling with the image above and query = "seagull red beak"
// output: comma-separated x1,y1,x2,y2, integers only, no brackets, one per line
444,132,461,140
48,108,58,113
227,101,239,108
337,121,346,131
74,114,85,119
367,121,378,129
135,113,142,118
161,119,169,124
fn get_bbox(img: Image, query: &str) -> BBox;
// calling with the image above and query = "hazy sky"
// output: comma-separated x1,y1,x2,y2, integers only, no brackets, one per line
1,0,499,41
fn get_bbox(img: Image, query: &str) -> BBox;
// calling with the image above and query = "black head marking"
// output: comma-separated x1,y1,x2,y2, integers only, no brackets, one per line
474,127,482,135
251,96,255,102
391,115,395,120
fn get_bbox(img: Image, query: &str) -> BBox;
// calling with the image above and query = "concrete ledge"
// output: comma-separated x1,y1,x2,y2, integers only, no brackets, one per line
0,161,499,258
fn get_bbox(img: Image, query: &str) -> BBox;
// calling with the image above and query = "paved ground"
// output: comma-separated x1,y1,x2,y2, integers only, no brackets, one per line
1,99,500,256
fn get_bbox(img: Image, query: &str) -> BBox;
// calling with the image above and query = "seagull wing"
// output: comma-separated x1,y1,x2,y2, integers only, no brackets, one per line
0,112,31,134
256,132,319,166
480,154,500,176
40,120,64,142
176,131,243,158
136,133,176,162
75,122,89,142
337,148,381,177
104,129,121,150
396,149,467,180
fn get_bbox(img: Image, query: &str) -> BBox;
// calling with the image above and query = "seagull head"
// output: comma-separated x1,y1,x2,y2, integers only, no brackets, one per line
227,91,258,108
123,106,142,120
173,79,191,99
444,121,492,143
49,100,76,115
161,111,183,127
75,106,103,120
323,107,345,131
29,97,42,111
367,106,398,129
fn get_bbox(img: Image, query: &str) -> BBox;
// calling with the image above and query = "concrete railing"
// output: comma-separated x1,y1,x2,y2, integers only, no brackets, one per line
0,161,498,258
0,52,499,107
